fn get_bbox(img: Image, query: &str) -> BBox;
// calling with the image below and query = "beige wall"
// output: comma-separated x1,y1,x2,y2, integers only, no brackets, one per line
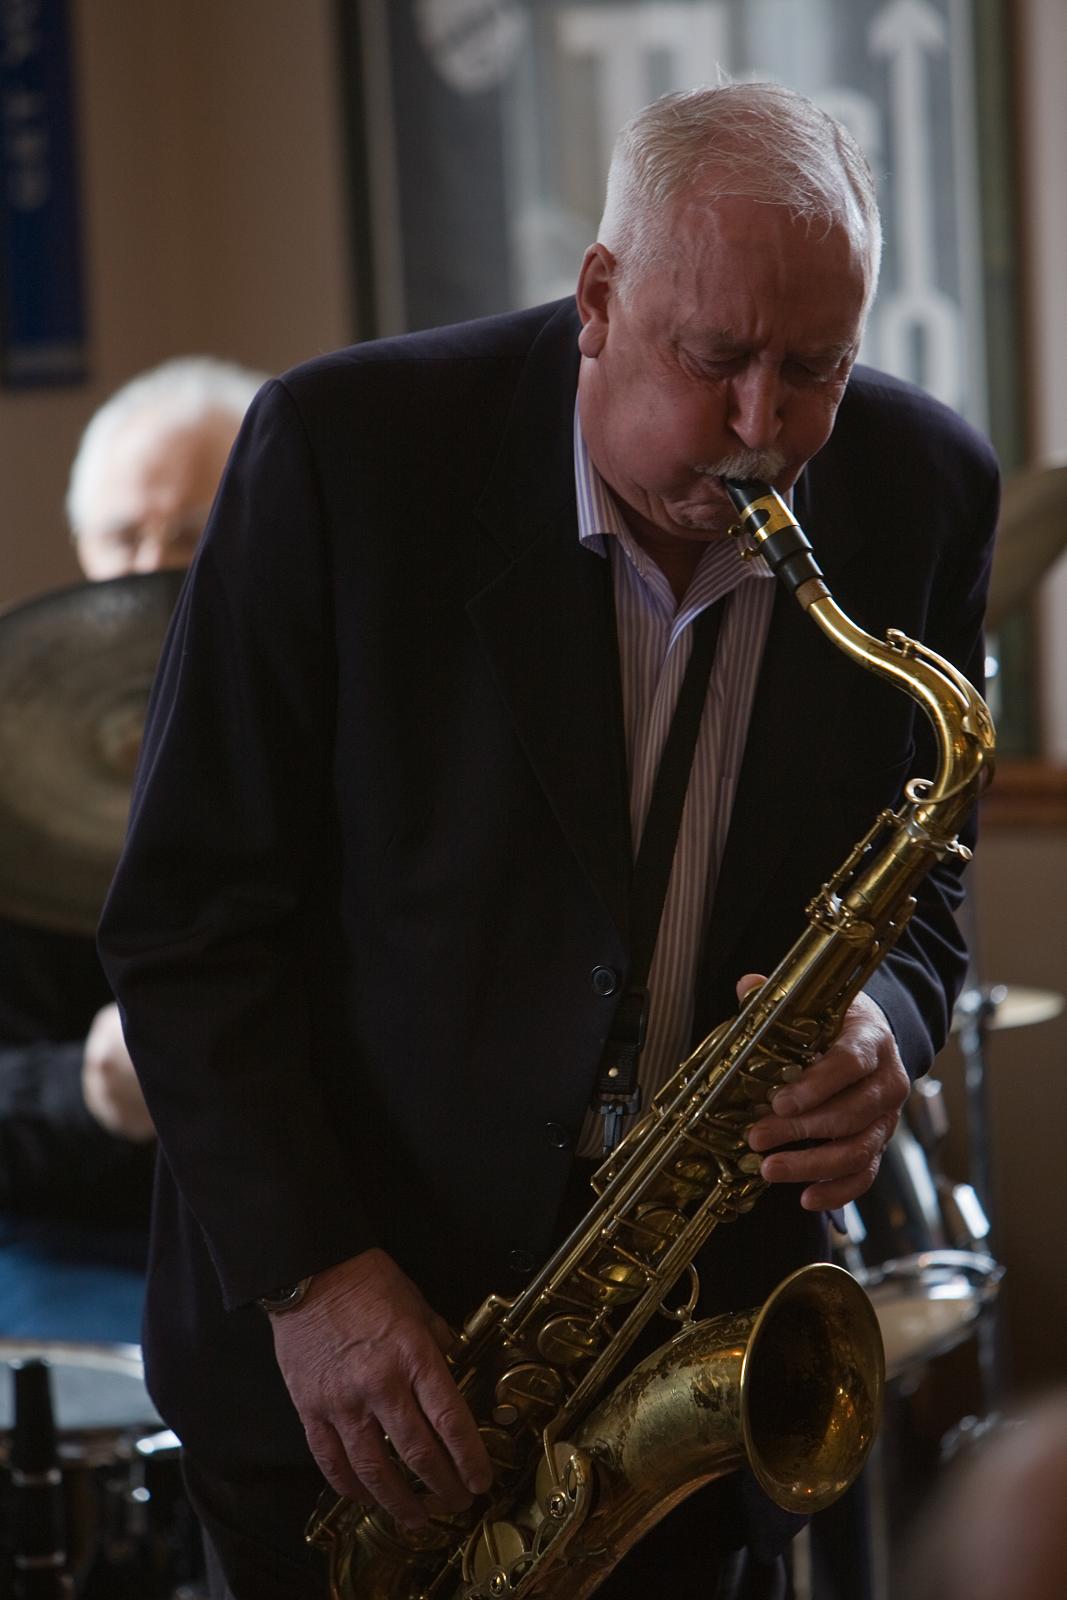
936,827,1067,1398
1020,0,1067,758
0,0,353,609
947,0,1067,1401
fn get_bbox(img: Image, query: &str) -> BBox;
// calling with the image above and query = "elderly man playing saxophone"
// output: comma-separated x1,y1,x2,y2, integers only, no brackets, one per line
99,82,997,1599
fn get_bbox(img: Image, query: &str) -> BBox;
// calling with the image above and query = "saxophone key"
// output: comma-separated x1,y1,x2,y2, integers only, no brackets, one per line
467,1518,529,1587
659,1154,716,1204
536,1315,601,1367
624,1203,686,1253
477,1426,523,1477
572,1255,649,1304
533,1442,588,1518
491,1363,563,1430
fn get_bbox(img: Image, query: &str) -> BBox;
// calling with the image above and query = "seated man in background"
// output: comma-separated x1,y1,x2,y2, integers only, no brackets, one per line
0,355,265,1344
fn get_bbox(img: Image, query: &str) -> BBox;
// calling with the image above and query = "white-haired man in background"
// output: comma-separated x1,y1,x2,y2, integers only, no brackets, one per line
0,355,265,1344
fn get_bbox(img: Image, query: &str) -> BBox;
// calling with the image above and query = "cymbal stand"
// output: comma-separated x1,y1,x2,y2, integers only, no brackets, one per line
951,927,1006,1417
953,979,1006,1248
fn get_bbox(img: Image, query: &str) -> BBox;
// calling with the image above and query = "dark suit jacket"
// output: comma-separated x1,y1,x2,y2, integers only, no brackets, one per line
98,298,998,1480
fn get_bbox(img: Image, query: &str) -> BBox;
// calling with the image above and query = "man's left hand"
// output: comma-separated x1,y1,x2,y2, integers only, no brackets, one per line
742,976,909,1210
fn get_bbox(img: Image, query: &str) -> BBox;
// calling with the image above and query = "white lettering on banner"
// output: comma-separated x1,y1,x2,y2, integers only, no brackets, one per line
870,0,962,406
559,3,730,174
416,0,527,94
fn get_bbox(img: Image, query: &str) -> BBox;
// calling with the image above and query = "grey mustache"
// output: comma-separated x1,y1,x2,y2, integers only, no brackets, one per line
695,447,787,480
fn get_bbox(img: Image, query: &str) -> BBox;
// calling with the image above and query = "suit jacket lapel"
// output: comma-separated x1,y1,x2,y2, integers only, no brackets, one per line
466,302,632,944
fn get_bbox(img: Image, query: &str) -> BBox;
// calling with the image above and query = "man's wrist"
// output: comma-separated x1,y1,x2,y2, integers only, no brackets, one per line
255,1276,314,1315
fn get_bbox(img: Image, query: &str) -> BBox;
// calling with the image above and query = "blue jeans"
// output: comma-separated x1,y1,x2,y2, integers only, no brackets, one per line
0,1214,146,1343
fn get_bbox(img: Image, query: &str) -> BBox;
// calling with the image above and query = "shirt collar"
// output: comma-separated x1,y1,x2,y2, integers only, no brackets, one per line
573,400,772,601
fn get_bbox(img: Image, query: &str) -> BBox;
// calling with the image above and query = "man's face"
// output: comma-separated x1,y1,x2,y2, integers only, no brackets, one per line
75,409,236,581
576,194,869,552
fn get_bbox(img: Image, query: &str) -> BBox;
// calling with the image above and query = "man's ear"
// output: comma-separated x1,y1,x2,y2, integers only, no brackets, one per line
576,244,616,357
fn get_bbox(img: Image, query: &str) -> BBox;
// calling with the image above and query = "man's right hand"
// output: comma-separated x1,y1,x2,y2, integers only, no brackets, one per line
269,1247,493,1529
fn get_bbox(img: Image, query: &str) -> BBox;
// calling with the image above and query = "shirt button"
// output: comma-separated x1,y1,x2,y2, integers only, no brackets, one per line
507,1248,536,1275
591,965,618,997
544,1122,572,1150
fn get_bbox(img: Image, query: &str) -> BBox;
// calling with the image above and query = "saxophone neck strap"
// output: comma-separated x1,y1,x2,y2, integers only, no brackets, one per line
594,592,730,1145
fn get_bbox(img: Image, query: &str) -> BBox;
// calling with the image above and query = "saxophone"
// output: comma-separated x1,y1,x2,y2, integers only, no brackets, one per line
308,479,996,1599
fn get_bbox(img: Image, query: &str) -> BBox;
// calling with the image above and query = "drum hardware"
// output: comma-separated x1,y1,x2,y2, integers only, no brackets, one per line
946,903,1065,1409
836,1122,950,1275
857,1251,1003,1383
7,1358,73,1598
832,1061,1006,1600
859,1249,1005,1600
906,1073,950,1149
904,1075,991,1247
948,978,1066,1257
936,1177,989,1251
902,1078,992,1252
0,570,183,937
952,982,1065,1036
0,1343,203,1599
833,1113,998,1382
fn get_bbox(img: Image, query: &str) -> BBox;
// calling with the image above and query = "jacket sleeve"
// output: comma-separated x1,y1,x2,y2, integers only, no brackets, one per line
862,424,1000,1076
98,378,377,1309
0,1039,155,1215
0,917,155,1215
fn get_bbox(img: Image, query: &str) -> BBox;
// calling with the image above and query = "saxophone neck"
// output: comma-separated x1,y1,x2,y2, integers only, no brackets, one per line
726,480,996,815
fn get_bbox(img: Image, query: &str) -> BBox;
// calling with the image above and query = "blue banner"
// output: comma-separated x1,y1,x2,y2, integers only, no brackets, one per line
0,0,86,386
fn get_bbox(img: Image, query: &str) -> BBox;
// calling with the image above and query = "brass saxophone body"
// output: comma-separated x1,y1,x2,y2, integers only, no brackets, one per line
309,481,995,1599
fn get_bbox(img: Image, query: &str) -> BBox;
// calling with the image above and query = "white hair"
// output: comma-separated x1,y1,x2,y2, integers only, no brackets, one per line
599,82,882,308
66,355,268,535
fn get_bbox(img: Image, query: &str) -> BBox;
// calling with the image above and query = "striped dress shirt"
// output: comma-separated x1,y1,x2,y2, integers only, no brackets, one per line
574,407,775,1155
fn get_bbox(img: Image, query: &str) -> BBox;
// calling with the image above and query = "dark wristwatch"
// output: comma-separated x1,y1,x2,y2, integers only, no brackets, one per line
255,1276,313,1315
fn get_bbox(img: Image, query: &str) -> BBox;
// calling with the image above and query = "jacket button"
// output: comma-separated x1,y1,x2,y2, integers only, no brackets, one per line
507,1248,536,1275
544,1122,572,1150
591,965,618,997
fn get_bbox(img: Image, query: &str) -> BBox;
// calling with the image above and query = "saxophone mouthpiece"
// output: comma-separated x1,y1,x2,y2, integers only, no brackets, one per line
724,478,772,517
724,479,826,601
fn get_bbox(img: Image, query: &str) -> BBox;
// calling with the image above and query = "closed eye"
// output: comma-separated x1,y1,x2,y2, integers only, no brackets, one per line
785,344,855,384
684,349,747,379
783,360,840,385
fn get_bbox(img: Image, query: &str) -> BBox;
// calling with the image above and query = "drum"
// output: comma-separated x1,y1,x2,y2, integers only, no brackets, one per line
834,1115,1002,1378
0,1341,203,1598
858,1249,1003,1380
831,1085,1007,1600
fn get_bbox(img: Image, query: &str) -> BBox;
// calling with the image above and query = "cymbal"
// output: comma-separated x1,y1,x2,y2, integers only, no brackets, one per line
0,570,184,936
988,461,1067,628
953,984,1065,1033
